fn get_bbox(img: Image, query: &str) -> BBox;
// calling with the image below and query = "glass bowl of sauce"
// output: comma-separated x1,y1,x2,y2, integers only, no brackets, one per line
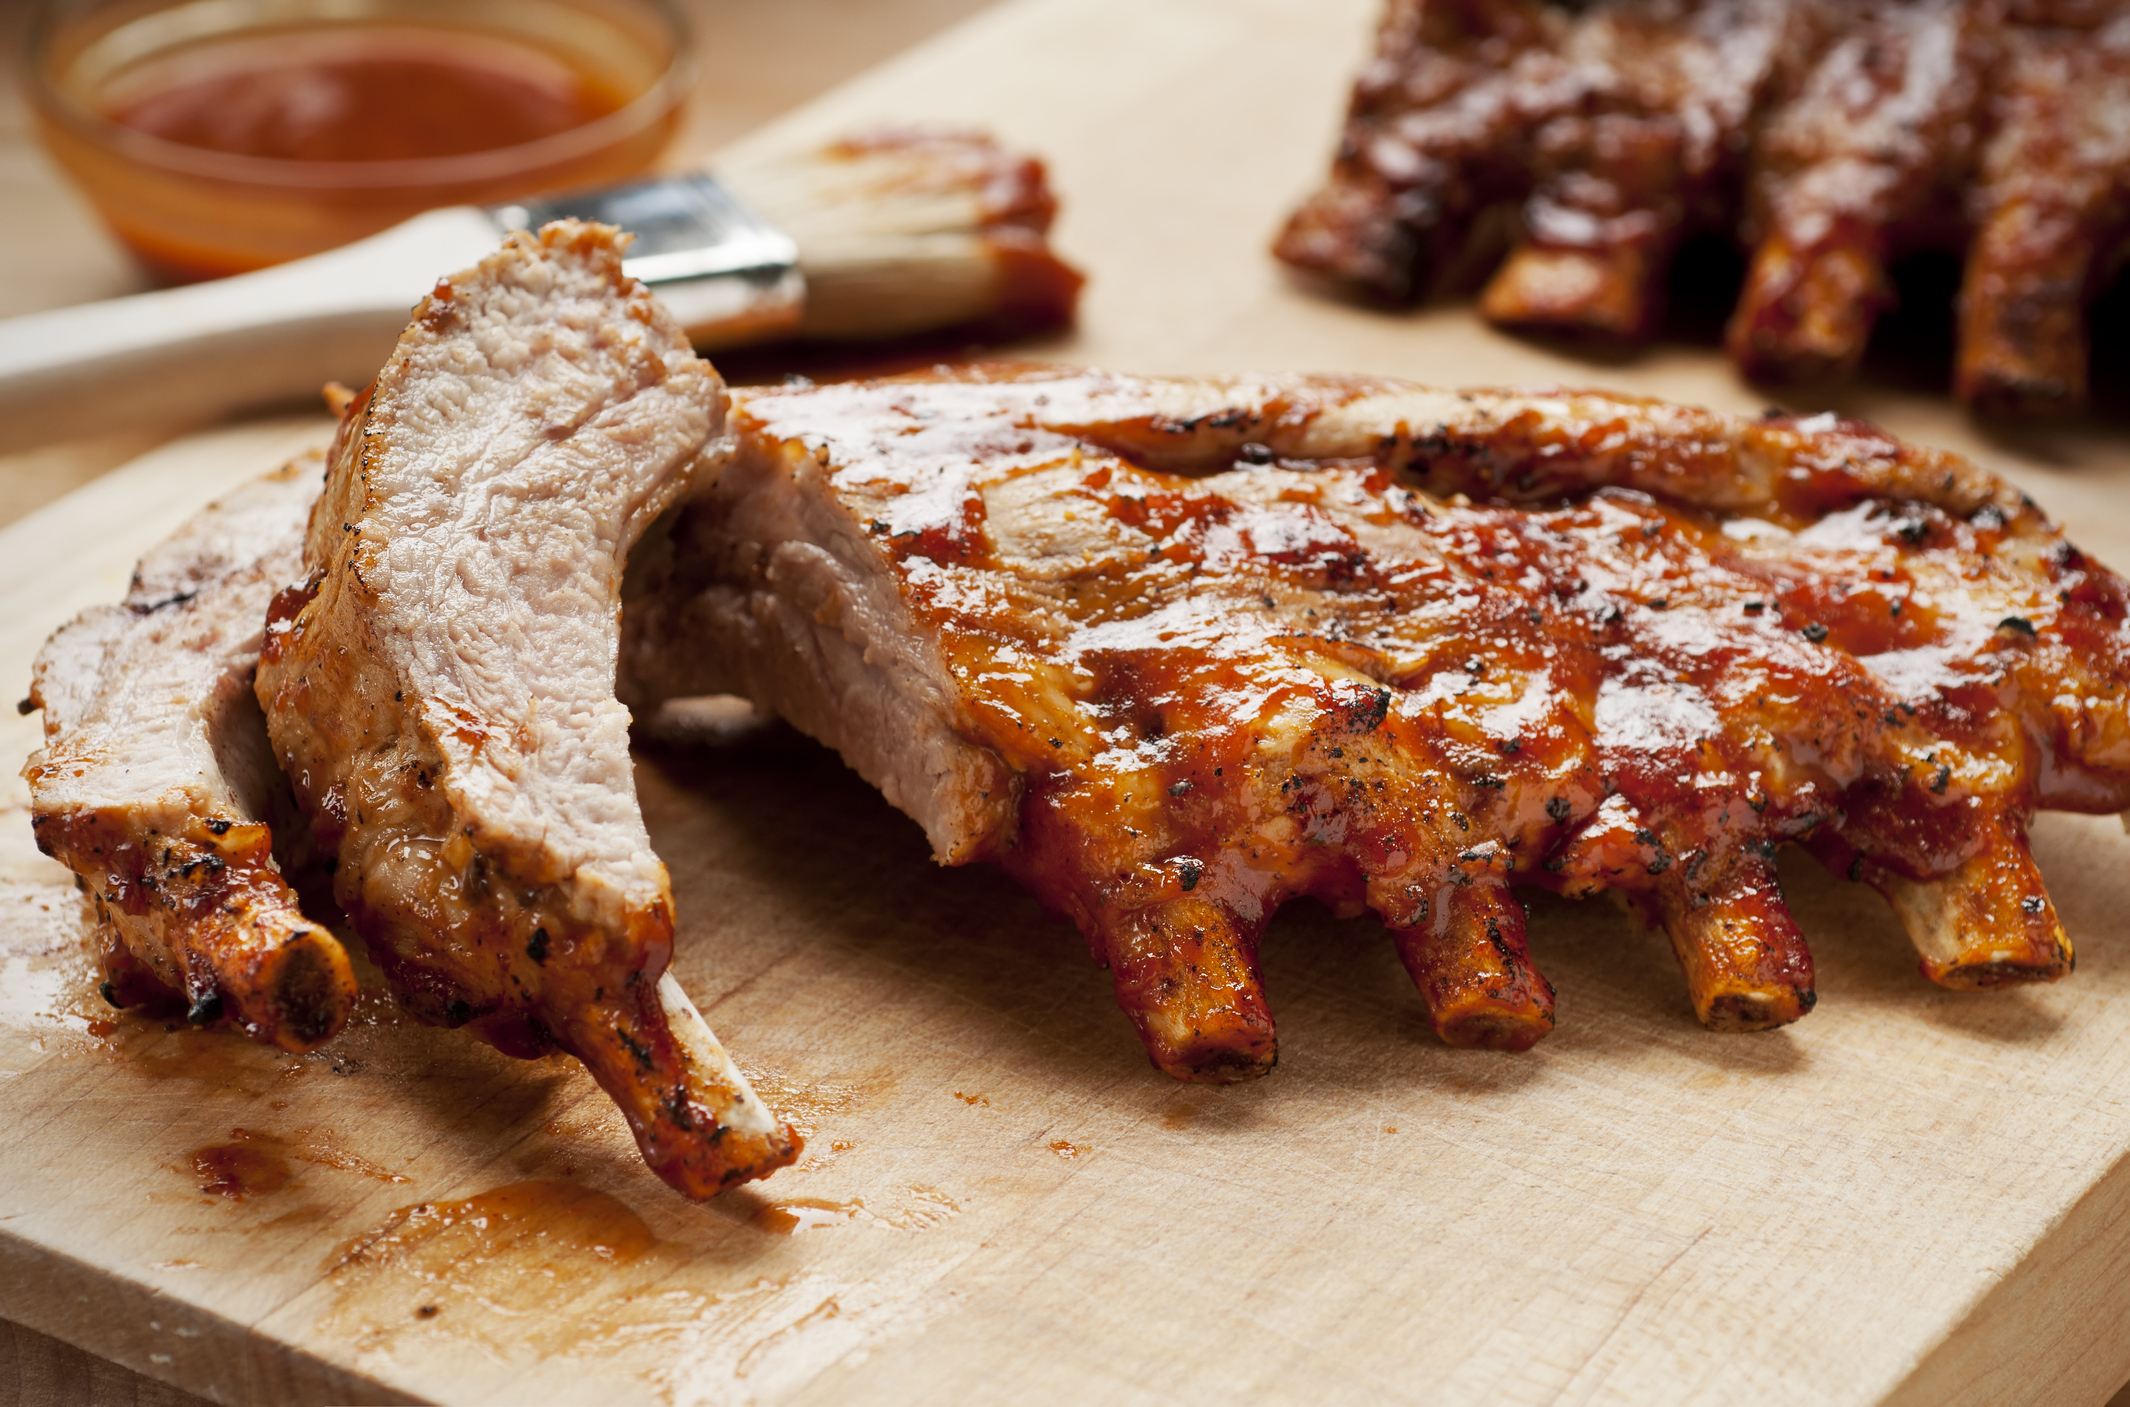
27,0,695,281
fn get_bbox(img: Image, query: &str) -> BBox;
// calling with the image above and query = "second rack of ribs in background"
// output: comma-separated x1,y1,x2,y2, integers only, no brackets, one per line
1276,0,2130,416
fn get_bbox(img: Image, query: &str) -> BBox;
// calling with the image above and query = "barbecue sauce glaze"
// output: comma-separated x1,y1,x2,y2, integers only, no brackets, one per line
724,369,2130,1077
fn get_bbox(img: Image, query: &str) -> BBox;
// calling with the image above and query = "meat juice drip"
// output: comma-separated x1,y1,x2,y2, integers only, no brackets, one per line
752,1189,961,1235
754,1198,867,1235
317,1179,971,1387
102,27,627,164
320,1181,658,1354
191,1129,292,1199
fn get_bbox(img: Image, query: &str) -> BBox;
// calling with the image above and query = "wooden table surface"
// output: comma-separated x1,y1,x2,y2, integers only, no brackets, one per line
6,0,2130,1403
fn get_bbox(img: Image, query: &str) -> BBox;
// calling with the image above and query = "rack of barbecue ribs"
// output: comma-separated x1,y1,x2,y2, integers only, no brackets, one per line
1274,0,2130,416
20,243,2129,1172
23,460,357,1051
621,365,2130,1081
26,222,799,1199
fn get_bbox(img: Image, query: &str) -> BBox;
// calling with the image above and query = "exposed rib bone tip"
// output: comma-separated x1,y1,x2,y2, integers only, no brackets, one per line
1872,827,2071,990
656,972,790,1143
1642,853,1815,1034
1393,884,1555,1051
1095,897,1277,1082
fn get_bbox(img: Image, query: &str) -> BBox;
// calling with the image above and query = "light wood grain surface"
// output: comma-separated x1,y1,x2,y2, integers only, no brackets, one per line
6,0,2130,1404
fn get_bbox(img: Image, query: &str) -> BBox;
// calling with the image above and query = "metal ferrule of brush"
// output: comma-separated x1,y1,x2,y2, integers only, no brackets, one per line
488,175,805,347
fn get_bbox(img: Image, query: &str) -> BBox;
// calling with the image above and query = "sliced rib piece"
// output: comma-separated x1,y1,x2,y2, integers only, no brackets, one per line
23,458,355,1052
256,222,798,1197
625,366,2130,1079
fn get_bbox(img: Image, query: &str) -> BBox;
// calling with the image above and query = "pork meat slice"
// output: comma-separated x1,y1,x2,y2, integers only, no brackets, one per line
23,456,356,1051
621,365,2130,1081
256,222,798,1198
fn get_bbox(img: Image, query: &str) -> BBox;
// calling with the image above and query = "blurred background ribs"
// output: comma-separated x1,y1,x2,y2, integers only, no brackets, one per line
1277,0,2130,415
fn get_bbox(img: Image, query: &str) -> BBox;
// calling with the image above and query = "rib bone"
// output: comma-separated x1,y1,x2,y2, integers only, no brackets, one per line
1392,882,1557,1051
1873,828,2072,988
1636,851,1816,1032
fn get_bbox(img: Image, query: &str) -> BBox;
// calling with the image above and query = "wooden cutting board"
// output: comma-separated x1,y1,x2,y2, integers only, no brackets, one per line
7,0,2130,1402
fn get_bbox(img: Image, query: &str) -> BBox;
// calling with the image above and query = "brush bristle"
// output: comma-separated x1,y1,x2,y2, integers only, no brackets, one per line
719,129,1083,342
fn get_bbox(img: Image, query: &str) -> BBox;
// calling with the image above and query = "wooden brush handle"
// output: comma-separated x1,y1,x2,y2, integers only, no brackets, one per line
0,208,503,454
0,179,808,455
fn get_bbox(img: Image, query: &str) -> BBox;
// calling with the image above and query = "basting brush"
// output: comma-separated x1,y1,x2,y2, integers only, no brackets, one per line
0,129,1082,454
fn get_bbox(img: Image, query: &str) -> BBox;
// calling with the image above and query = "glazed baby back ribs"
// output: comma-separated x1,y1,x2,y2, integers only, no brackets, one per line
1279,0,2130,413
1270,0,1569,305
23,459,356,1051
256,222,799,1196
625,366,2130,1080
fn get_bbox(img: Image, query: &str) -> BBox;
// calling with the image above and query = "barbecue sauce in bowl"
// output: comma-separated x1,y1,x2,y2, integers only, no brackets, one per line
29,0,693,281
105,28,630,165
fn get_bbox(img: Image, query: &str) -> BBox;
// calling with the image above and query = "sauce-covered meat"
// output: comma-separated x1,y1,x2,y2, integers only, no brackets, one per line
627,366,2130,1080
